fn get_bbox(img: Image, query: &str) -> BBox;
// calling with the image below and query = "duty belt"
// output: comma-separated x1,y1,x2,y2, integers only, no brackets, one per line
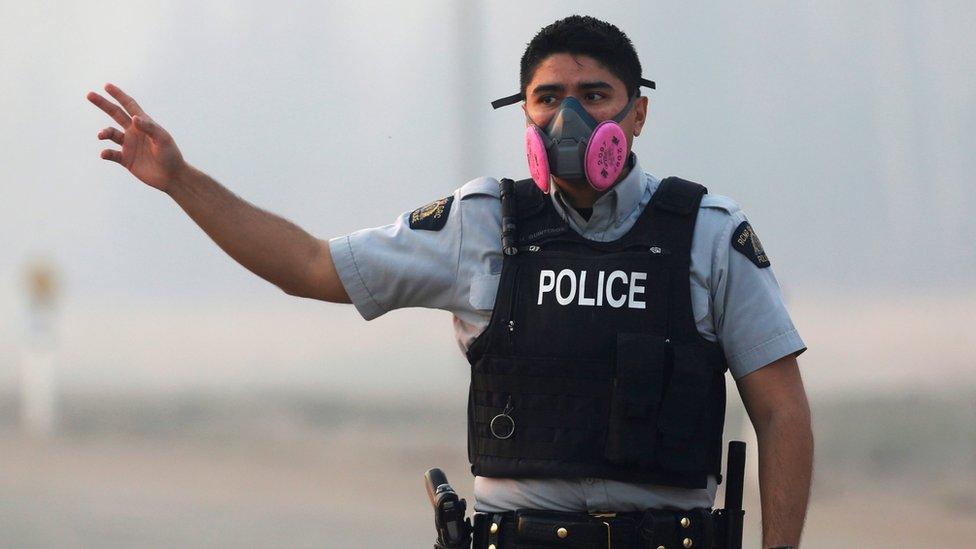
471,507,716,549
424,443,747,549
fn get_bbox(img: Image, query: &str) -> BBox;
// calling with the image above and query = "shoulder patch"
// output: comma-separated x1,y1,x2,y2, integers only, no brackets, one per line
731,221,771,268
409,195,454,231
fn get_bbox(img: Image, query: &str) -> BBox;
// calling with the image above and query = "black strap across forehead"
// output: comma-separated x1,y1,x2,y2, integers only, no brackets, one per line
490,78,656,110
491,92,524,110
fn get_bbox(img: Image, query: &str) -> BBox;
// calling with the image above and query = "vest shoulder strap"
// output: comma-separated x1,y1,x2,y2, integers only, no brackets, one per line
652,177,709,216
512,177,546,216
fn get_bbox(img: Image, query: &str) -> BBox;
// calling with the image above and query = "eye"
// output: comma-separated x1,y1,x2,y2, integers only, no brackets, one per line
584,92,605,102
539,95,558,105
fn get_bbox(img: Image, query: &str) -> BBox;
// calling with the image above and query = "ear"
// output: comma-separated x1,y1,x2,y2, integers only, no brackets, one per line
632,96,649,137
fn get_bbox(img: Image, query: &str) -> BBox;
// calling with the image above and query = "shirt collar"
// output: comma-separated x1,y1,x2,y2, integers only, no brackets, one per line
549,153,648,236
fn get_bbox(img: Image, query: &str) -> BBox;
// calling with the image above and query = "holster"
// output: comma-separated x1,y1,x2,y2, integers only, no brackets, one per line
638,507,714,549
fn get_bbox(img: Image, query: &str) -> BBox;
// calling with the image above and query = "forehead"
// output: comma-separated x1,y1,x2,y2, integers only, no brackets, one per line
527,53,626,90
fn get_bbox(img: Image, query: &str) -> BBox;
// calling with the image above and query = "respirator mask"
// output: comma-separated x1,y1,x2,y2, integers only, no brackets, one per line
491,77,655,194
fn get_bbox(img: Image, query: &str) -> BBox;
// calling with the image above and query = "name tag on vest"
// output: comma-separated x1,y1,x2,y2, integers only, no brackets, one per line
537,269,647,309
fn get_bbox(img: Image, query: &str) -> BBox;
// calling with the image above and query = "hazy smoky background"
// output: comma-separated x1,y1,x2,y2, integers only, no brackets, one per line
0,1,973,546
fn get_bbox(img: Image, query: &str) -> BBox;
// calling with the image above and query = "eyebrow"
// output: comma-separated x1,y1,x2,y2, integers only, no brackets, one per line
530,81,615,96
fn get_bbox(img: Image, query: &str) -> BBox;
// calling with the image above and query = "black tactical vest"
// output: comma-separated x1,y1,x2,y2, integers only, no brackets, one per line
465,176,728,489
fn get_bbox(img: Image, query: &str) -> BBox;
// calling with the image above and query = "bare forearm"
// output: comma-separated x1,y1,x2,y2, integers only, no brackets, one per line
166,163,320,295
86,84,345,301
755,407,814,548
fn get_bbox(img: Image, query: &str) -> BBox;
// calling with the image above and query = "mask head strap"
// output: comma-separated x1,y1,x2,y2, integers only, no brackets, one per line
490,78,655,109
610,93,639,123
491,93,524,110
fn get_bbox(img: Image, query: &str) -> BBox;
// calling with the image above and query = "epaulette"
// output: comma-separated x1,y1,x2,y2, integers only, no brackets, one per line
699,193,741,215
458,177,501,200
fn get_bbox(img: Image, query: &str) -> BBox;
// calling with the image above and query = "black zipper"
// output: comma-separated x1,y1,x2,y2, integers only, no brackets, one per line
505,267,521,350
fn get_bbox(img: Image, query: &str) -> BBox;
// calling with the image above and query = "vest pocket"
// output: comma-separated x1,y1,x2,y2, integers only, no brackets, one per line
603,333,668,466
654,342,719,473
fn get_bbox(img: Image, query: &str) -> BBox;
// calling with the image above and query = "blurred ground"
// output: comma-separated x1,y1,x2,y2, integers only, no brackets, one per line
1,390,974,548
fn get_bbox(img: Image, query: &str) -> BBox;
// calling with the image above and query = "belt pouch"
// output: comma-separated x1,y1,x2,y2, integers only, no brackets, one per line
472,513,487,549
639,508,714,549
487,513,504,549
638,509,677,548
515,510,603,548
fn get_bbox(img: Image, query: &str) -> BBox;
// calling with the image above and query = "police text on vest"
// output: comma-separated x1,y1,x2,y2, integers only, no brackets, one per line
537,269,646,309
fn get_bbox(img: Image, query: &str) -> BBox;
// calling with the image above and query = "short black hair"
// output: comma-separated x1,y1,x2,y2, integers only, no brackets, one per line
520,15,643,98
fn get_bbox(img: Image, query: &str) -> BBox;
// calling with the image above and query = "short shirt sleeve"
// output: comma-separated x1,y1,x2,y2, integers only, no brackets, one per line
711,210,807,379
328,191,463,320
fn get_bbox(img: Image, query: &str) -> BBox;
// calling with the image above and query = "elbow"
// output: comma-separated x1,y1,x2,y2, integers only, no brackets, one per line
280,278,351,303
280,282,307,298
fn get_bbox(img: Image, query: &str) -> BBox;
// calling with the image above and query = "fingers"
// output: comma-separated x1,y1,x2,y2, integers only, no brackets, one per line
87,90,132,128
100,149,123,164
97,126,124,145
102,83,146,118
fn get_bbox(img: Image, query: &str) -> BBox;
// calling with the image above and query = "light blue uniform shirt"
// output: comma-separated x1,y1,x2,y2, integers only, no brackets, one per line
329,155,806,512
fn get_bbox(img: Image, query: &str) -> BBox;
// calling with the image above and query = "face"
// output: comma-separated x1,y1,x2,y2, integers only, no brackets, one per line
523,53,648,154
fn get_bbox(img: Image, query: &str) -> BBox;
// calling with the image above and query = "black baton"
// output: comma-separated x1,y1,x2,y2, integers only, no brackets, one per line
723,440,746,549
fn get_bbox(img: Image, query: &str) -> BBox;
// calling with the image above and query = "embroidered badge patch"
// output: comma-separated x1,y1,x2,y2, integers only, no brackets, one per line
409,195,454,231
731,221,771,268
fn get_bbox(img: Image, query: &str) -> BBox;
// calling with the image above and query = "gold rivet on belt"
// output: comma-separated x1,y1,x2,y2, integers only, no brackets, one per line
680,516,691,528
556,526,568,538
683,537,694,548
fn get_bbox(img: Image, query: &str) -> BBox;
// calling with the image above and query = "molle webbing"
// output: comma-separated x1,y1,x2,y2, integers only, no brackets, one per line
466,175,727,488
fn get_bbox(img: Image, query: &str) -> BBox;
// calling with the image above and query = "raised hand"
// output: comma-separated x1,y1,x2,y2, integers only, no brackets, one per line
86,83,187,193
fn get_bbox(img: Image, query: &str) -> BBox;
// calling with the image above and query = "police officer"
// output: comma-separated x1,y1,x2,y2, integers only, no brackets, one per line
88,14,811,549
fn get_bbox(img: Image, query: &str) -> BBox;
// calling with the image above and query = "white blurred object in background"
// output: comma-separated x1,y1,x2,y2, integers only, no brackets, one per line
20,257,60,438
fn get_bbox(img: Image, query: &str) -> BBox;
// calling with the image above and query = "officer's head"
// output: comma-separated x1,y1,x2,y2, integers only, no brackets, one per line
520,15,648,194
